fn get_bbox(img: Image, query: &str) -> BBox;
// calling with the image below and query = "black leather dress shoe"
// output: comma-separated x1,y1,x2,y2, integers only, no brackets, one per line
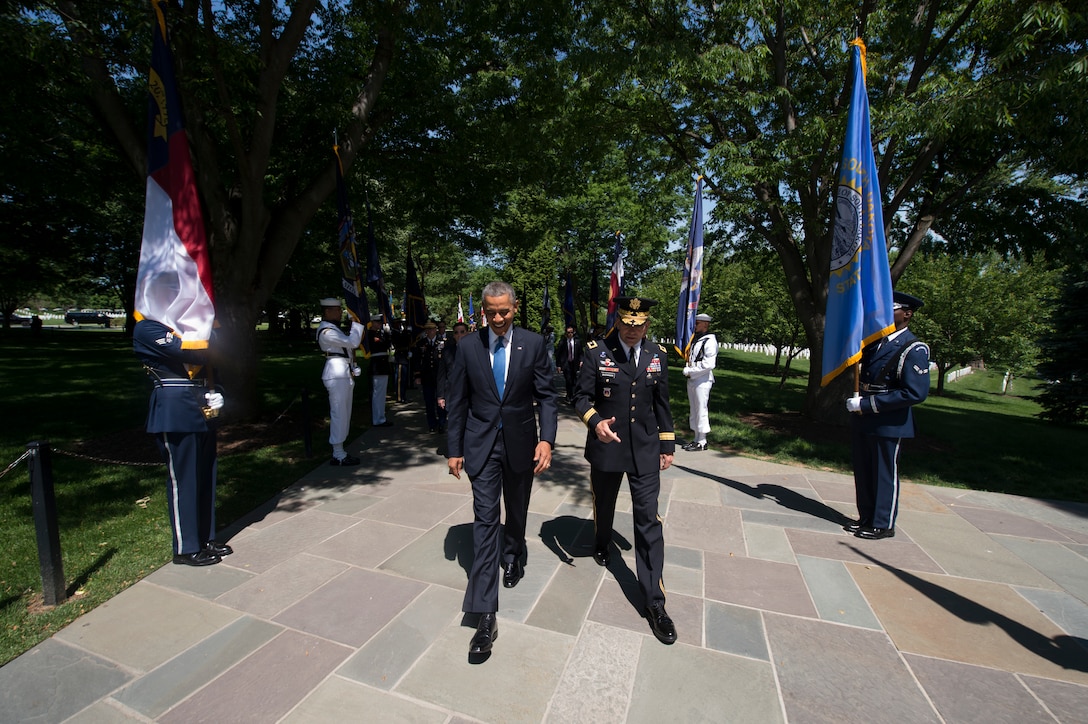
855,526,895,540
502,560,523,588
330,455,361,466
592,548,610,567
843,519,870,534
470,613,498,654
203,541,233,557
173,550,221,566
681,441,707,451
376,420,394,427
646,603,677,644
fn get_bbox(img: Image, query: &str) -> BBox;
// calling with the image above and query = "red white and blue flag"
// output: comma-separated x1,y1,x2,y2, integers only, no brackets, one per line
134,0,215,348
675,176,705,360
605,231,624,332
821,39,895,386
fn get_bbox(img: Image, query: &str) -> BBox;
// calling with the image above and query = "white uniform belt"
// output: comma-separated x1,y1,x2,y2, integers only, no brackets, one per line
325,352,349,358
153,378,206,388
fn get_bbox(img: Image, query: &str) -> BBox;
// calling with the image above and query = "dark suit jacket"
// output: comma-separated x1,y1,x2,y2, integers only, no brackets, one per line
574,334,675,476
855,329,930,438
556,335,582,372
446,327,559,478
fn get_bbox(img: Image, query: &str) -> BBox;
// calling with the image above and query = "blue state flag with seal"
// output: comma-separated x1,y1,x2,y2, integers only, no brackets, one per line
821,39,895,387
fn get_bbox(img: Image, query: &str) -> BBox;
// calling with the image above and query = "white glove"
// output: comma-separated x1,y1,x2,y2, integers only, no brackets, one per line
846,395,862,413
205,392,225,410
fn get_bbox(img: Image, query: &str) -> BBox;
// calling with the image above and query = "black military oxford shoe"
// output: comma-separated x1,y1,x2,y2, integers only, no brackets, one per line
173,550,221,566
470,613,498,654
646,603,677,645
329,455,361,466
593,548,610,567
681,441,707,451
502,560,523,588
843,519,871,534
203,541,233,557
855,526,895,540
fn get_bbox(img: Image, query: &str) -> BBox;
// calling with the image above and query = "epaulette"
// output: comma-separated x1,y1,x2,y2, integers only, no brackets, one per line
587,340,598,349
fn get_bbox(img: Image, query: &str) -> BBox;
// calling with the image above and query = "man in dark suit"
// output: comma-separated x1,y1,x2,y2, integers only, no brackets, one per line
555,324,582,404
134,318,230,566
845,291,931,540
573,297,678,645
437,321,469,413
446,281,559,656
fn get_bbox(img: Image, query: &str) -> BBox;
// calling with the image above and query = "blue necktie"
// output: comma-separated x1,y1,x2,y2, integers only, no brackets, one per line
493,336,506,398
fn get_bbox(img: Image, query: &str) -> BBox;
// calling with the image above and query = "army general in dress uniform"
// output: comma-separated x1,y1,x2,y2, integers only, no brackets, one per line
573,296,678,644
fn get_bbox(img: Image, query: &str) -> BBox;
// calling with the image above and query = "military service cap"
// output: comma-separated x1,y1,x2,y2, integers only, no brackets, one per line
615,296,658,326
892,291,924,310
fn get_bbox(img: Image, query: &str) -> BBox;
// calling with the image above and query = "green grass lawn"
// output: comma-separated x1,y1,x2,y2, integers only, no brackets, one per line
0,330,1084,665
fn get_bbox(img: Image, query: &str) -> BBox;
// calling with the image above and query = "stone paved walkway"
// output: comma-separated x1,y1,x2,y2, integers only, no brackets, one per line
3,397,1088,723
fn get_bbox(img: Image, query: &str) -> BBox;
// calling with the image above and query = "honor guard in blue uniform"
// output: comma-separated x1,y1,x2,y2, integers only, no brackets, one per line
573,296,678,644
845,291,931,540
134,318,230,566
317,297,365,465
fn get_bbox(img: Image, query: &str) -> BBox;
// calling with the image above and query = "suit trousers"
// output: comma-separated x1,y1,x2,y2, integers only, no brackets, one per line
462,435,533,613
156,430,217,555
851,426,902,530
591,467,667,608
324,376,354,446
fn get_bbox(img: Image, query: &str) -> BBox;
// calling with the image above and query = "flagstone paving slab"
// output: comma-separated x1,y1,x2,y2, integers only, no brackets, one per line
704,601,768,660
283,675,449,723
743,522,797,564
273,567,426,648
379,522,475,590
895,510,1059,587
898,481,954,514
670,474,727,505
796,555,882,629
545,621,642,723
903,653,1055,723
765,613,940,724
1020,675,1088,724
53,583,240,672
743,509,846,534
215,553,350,618
305,518,427,569
355,488,468,530
114,616,282,718
704,552,817,617
528,553,605,636
66,699,146,723
951,505,1078,542
847,562,1088,685
395,621,573,723
145,555,256,599
665,500,745,554
627,640,783,724
1014,586,1088,642
0,639,132,724
157,630,352,723
807,477,857,504
312,491,385,516
338,585,464,690
785,528,945,574
996,536,1088,604
225,509,362,574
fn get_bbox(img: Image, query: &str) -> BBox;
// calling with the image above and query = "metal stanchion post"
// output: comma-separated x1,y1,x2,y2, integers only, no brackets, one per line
27,441,66,606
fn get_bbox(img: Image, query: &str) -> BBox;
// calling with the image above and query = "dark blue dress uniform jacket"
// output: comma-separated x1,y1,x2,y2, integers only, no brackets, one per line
575,335,676,475
133,319,212,433
855,330,930,437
